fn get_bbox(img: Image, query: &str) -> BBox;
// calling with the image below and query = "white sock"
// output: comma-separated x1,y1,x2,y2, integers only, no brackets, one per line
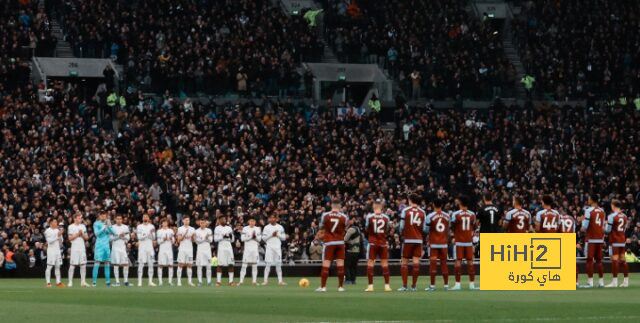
598,278,604,286
454,282,460,287
68,265,75,284
148,264,154,283
187,267,193,284
275,264,282,283
55,265,61,284
80,265,86,283
228,270,234,283
46,265,53,284
158,267,164,284
611,277,618,285
114,266,120,283
469,282,475,289
177,267,183,284
197,266,203,283
588,278,593,285
263,264,271,282
168,267,174,284
206,267,212,284
138,266,144,284
123,266,129,283
217,271,222,283
251,264,258,283
368,284,374,288
239,264,247,283
623,277,629,285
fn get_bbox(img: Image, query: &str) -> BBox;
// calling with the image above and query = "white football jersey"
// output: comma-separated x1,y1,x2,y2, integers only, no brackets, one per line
67,223,87,252
262,224,286,249
44,228,63,252
136,223,156,249
156,228,175,252
214,225,234,249
177,226,196,250
195,228,213,246
111,224,130,250
241,226,261,251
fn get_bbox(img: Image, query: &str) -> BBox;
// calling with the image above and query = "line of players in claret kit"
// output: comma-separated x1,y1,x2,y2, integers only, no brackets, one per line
41,192,629,291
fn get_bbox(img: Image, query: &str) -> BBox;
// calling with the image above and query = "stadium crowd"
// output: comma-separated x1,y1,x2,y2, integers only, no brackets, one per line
318,0,516,99
512,0,640,100
1,78,640,272
50,0,321,96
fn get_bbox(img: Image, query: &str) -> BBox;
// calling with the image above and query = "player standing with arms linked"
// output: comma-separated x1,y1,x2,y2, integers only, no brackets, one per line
110,214,131,286
195,218,214,286
44,218,65,287
214,216,236,286
425,198,450,291
451,195,477,290
176,216,196,286
239,217,261,285
67,212,89,287
262,214,287,285
503,196,531,233
316,199,348,292
93,211,113,287
398,194,426,291
156,218,175,286
136,211,157,287
605,199,629,287
534,195,560,233
364,199,392,292
581,194,606,288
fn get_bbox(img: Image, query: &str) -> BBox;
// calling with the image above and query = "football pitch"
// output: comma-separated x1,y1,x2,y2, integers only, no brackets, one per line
0,275,638,322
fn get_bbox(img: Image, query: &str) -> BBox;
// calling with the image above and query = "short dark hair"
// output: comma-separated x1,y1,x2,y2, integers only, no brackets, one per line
432,198,444,209
483,192,493,202
542,195,554,207
589,193,600,204
409,194,421,204
457,195,470,208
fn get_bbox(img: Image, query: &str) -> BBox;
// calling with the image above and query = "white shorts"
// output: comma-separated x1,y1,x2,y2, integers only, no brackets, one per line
195,249,212,267
217,247,234,267
264,246,282,264
242,248,259,264
158,249,174,266
138,248,155,264
69,250,87,265
111,248,129,265
177,248,193,264
47,250,62,266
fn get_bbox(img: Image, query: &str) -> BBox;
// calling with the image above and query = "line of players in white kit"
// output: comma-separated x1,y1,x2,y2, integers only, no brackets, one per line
43,210,288,288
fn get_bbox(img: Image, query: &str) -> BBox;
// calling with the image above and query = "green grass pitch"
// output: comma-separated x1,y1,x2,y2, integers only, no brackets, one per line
1,275,638,322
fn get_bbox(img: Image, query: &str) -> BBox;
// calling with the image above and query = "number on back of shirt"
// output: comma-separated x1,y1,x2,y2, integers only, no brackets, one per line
516,215,526,229
435,219,445,232
330,218,339,232
542,216,557,230
617,218,625,232
409,211,422,226
461,216,470,231
372,219,385,234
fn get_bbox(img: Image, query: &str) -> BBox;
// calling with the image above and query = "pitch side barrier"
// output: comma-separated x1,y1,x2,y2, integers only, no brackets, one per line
2,258,639,278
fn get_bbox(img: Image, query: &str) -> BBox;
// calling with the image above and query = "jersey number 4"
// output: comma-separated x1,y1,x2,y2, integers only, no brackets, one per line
409,211,422,226
542,217,557,230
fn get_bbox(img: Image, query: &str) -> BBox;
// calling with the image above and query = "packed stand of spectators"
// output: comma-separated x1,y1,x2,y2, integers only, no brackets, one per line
51,0,322,97
2,75,640,273
1,0,57,60
512,0,640,101
318,0,516,100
